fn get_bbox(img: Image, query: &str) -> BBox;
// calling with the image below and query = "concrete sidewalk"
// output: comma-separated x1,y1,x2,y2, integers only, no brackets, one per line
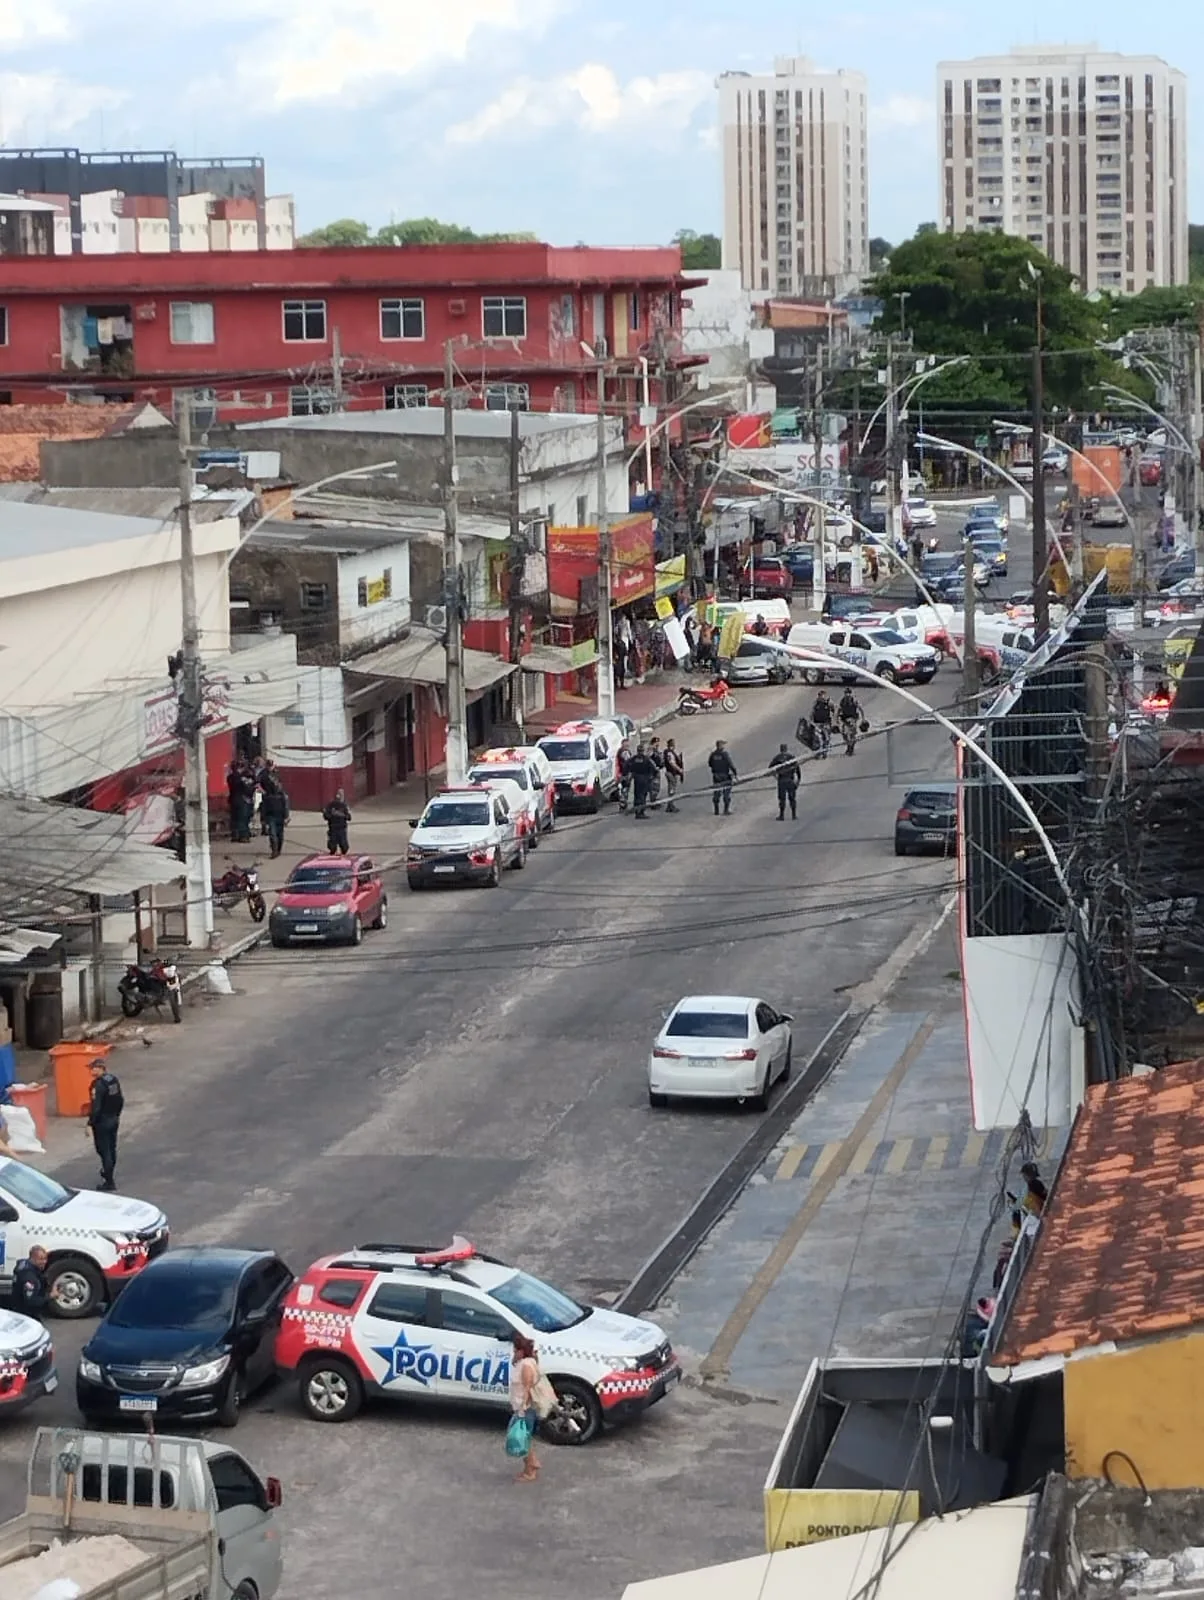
653,911,1069,1405
524,670,685,733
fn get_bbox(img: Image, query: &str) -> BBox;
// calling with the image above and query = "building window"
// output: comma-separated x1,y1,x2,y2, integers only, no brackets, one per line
559,294,575,335
380,297,424,340
383,383,429,409
482,296,526,339
484,382,529,411
300,581,331,611
169,301,214,345
559,380,577,412
629,292,640,330
576,495,588,526
357,569,392,607
282,299,327,342
289,385,335,417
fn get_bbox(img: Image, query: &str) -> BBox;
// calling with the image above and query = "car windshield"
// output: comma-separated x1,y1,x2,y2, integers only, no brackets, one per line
489,1270,589,1333
108,1267,237,1329
538,740,590,762
472,767,528,790
287,866,354,894
421,801,491,828
869,630,906,646
0,1159,73,1213
666,1009,750,1039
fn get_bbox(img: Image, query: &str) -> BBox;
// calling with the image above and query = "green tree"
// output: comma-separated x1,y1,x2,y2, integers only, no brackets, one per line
373,219,537,246
869,229,1112,411
297,218,373,248
672,228,722,269
869,236,892,269
1189,222,1204,281
1101,281,1204,337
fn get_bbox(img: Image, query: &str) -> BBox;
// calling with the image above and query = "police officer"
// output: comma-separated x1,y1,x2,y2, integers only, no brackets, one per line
85,1058,124,1192
768,743,801,820
628,745,657,820
13,1245,49,1320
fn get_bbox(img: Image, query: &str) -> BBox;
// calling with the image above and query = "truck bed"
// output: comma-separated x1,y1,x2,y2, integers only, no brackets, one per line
0,1512,212,1600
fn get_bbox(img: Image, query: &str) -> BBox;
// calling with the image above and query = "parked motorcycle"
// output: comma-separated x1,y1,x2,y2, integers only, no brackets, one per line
678,679,739,717
212,863,267,922
118,958,182,1023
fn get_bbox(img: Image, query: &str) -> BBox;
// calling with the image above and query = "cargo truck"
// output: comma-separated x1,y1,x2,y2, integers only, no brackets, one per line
0,1427,283,1600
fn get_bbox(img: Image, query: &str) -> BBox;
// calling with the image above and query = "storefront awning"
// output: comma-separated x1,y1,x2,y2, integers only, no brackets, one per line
518,645,578,675
345,629,516,695
655,555,686,598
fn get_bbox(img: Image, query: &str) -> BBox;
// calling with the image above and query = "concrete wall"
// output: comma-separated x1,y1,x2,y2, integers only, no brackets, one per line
230,548,340,664
1064,1331,1204,1487
264,664,352,807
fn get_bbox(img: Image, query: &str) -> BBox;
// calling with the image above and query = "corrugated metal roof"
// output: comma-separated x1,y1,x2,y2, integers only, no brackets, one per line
0,485,242,524
344,629,515,694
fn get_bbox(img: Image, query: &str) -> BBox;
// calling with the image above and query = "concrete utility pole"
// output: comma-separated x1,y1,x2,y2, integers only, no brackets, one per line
442,340,468,784
595,343,616,720
811,344,827,610
962,536,978,707
175,395,214,948
331,326,345,412
506,403,524,671
884,336,899,549
1031,344,1050,640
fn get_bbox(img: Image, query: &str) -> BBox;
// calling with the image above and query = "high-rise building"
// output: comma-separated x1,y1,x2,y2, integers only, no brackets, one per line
937,46,1188,292
719,57,869,297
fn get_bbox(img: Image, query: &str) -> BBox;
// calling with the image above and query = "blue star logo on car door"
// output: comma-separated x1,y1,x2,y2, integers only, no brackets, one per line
374,1329,439,1388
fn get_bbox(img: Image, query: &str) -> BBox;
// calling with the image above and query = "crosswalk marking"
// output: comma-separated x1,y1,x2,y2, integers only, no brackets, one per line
884,1138,913,1175
768,1127,1036,1183
922,1134,950,1172
961,1131,986,1168
774,1144,808,1182
811,1143,841,1180
848,1135,879,1176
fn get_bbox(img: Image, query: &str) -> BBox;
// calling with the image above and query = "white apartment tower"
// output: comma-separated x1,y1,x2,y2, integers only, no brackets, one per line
720,57,869,296
937,46,1188,292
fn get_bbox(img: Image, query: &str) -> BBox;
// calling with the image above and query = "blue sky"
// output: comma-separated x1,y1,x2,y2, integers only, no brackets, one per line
1,0,1199,250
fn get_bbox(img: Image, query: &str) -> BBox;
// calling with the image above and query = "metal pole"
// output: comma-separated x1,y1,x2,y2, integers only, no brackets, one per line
884,336,898,551
177,395,214,947
596,345,616,720
1031,341,1050,640
442,340,468,783
1194,309,1204,575
332,326,344,412
813,345,827,607
962,535,979,706
507,404,523,671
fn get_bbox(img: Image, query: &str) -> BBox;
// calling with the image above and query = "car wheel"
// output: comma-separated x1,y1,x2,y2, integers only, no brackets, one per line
804,667,823,686
781,1038,793,1082
895,838,910,856
511,840,528,871
486,851,502,888
215,1370,242,1428
876,663,898,683
372,897,388,931
589,782,603,814
300,1356,363,1423
407,876,424,892
543,809,556,834
348,915,363,947
270,933,290,947
648,1090,668,1108
540,1377,602,1445
232,1584,259,1600
748,1075,771,1113
46,1256,105,1319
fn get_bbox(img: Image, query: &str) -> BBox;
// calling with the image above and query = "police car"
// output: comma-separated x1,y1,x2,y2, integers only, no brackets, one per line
535,720,624,813
406,787,526,889
0,1157,168,1318
274,1237,679,1444
467,747,557,839
0,1309,55,1412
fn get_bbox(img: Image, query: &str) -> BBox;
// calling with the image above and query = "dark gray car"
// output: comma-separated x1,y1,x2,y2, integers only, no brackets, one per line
894,783,957,856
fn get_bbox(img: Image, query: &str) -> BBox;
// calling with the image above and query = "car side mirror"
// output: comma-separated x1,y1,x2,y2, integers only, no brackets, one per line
266,1476,283,1509
409,818,422,827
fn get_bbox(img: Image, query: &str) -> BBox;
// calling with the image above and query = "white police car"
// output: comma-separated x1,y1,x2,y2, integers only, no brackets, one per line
274,1237,679,1444
0,1308,55,1412
0,1157,169,1318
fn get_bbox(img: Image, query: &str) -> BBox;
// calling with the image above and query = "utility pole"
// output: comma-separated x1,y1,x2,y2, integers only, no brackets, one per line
962,535,979,707
884,336,899,551
1192,313,1204,574
1031,343,1050,640
442,340,468,783
175,394,214,948
331,327,344,412
595,343,616,720
506,404,524,671
811,344,827,611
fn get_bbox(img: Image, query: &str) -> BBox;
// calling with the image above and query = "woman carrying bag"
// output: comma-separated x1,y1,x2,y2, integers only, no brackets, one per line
505,1332,558,1483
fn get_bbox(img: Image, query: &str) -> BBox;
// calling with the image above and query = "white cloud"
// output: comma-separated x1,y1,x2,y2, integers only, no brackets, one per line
227,0,563,109
0,2,71,45
447,63,712,144
870,94,932,132
0,70,126,140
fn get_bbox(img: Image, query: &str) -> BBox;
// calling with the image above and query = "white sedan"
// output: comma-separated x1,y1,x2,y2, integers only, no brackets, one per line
648,995,793,1111
904,498,937,529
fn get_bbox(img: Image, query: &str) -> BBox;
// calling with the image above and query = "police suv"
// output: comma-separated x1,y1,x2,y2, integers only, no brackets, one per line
0,1157,168,1318
406,787,525,890
535,720,624,813
274,1237,680,1444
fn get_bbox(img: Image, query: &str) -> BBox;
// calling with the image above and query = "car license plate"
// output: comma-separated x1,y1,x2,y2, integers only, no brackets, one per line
433,865,455,875
119,1396,157,1412
922,831,945,842
294,923,319,934
44,1374,57,1394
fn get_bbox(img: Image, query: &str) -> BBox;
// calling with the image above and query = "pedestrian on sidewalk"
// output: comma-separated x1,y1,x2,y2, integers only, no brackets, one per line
13,1246,49,1322
260,779,291,859
508,1331,546,1483
708,739,737,816
629,745,656,819
613,638,629,692
664,739,684,812
85,1057,124,1192
323,789,352,855
768,742,801,820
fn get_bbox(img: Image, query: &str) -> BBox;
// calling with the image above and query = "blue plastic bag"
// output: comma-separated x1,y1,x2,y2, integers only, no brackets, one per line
505,1414,532,1458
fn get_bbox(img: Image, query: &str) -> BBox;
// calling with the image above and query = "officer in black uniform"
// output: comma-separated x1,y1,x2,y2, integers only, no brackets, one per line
86,1058,124,1192
13,1245,49,1321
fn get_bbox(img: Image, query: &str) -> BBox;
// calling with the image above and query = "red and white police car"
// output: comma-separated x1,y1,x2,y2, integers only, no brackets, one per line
466,747,557,840
274,1237,679,1444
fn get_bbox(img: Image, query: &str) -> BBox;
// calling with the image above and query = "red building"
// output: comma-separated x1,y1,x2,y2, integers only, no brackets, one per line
0,242,701,432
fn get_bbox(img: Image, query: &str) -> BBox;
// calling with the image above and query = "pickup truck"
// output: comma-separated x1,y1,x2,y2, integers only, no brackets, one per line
0,1427,283,1600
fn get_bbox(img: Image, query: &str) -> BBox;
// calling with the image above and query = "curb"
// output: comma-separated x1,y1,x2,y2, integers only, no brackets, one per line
615,1006,869,1317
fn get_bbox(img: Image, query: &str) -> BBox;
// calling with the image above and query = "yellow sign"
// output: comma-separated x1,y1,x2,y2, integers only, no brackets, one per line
718,610,746,660
364,574,392,605
655,554,686,598
1165,635,1194,683
569,639,599,668
763,1488,921,1551
654,595,675,621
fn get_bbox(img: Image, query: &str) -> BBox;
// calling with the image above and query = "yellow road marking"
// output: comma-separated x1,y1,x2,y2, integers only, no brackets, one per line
961,1131,986,1168
884,1138,913,1175
774,1145,808,1183
922,1134,949,1172
848,1136,879,1176
811,1143,841,1180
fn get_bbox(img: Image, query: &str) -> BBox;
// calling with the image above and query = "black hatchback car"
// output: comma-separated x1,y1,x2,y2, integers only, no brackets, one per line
77,1247,293,1428
895,783,958,856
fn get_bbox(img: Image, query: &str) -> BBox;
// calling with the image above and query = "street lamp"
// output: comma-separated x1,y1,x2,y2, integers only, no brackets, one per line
894,291,912,338
1023,260,1049,639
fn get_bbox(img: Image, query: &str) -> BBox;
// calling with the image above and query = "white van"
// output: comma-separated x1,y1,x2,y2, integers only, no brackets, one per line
880,603,957,658
786,622,939,685
536,718,624,812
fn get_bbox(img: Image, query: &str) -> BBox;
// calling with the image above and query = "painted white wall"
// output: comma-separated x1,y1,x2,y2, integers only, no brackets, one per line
530,461,627,526
79,190,121,253
264,665,349,773
962,931,1078,1131
336,541,412,650
266,195,296,250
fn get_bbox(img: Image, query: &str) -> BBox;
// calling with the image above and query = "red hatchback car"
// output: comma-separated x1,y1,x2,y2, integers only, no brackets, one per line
269,853,387,947
743,558,794,600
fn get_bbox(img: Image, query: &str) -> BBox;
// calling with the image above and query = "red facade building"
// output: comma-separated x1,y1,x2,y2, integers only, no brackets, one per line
0,242,700,427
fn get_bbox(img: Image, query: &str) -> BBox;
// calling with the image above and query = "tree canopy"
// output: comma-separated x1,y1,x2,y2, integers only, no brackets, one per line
297,217,537,248
1189,222,1204,281
672,229,721,269
868,228,1113,410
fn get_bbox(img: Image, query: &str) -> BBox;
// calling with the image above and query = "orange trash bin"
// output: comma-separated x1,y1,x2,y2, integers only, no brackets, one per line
48,1042,112,1119
8,1082,48,1142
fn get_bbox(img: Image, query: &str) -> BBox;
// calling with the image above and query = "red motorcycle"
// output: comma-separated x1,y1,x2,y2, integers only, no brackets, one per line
212,863,267,922
678,677,739,716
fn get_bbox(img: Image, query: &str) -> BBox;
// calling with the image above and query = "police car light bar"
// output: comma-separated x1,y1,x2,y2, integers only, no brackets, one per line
415,1235,476,1269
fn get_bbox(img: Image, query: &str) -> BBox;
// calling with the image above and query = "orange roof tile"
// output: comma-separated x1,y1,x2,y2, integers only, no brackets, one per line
993,1059,1204,1364
0,404,140,482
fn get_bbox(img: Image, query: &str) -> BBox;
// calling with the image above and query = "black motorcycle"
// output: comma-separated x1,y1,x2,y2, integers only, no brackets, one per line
118,957,182,1023
212,864,267,922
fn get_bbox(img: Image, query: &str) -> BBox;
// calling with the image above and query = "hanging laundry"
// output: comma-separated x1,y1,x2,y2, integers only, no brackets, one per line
96,317,115,345
112,316,133,340
82,315,99,348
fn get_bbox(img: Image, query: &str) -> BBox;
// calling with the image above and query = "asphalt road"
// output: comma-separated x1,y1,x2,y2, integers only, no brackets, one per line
0,618,960,1597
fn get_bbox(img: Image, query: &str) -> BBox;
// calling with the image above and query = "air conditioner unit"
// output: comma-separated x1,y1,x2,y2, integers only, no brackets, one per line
448,298,466,316
425,605,448,631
